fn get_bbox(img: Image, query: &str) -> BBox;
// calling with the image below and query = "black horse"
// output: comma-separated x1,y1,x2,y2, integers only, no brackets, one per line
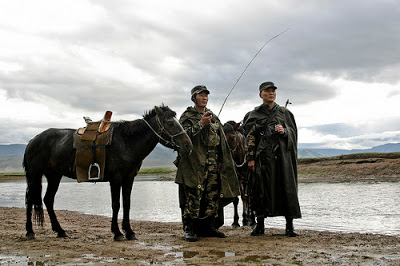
223,121,255,227
24,105,193,241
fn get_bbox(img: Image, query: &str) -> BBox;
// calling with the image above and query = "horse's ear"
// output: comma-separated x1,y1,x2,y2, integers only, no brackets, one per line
234,122,240,131
154,106,163,116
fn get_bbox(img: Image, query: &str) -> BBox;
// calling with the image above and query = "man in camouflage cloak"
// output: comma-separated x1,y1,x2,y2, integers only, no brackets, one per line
175,85,239,242
243,81,301,237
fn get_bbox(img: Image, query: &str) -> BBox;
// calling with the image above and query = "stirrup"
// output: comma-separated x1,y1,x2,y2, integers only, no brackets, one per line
88,163,101,181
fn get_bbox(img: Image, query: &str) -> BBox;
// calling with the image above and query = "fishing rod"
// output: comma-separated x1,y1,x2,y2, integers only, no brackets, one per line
218,28,290,117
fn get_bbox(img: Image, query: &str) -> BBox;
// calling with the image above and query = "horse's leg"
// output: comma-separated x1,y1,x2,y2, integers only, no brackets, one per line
110,182,124,241
25,200,35,239
239,179,251,226
121,177,136,240
43,173,67,237
231,196,240,228
243,181,256,227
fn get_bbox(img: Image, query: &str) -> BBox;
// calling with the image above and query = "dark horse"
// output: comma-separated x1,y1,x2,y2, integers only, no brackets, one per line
223,121,255,227
24,105,193,241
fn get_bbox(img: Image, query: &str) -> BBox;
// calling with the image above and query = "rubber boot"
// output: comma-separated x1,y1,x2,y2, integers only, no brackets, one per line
183,218,198,242
251,217,265,236
285,217,298,237
205,217,226,238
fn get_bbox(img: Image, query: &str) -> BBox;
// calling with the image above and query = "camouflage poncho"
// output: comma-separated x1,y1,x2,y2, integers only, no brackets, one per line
175,107,239,199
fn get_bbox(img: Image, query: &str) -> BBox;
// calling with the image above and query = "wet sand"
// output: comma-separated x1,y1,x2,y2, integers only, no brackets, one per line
1,207,399,265
2,154,400,264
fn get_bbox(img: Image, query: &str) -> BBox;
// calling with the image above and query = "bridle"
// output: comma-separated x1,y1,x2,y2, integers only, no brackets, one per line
229,131,247,168
142,114,186,150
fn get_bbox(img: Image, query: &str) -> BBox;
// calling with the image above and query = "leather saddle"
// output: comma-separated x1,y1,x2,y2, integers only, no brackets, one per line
77,111,113,141
74,111,113,182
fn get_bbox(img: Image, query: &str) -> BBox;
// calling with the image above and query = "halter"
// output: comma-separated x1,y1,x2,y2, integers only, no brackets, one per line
142,114,186,149
230,131,247,168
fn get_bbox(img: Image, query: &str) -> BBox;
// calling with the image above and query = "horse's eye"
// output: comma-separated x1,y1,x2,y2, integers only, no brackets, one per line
166,121,174,126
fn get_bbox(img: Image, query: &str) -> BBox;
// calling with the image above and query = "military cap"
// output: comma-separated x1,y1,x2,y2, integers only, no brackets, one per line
259,81,277,92
191,85,209,101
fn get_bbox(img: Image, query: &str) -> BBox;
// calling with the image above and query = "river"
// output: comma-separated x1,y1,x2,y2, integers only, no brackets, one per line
1,176,399,236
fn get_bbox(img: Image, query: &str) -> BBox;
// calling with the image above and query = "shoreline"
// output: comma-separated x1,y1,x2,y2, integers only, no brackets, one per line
1,207,399,265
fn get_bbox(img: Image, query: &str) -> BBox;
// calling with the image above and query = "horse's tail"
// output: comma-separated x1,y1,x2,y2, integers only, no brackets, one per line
23,146,44,226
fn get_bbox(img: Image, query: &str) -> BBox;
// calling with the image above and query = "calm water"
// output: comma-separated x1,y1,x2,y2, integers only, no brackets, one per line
1,177,399,236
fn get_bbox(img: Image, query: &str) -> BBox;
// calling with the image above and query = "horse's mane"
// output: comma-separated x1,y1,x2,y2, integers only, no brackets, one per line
114,105,176,136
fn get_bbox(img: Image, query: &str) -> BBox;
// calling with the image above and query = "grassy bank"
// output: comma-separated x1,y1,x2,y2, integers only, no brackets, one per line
0,172,25,181
137,167,176,175
1,152,400,182
0,168,176,181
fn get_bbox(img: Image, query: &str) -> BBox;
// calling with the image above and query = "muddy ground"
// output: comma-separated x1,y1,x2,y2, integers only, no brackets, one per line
1,207,399,265
1,153,400,265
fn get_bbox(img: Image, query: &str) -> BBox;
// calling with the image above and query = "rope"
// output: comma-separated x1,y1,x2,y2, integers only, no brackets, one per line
218,28,290,116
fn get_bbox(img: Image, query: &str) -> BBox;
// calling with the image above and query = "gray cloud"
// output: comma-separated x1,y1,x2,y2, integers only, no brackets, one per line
1,0,399,148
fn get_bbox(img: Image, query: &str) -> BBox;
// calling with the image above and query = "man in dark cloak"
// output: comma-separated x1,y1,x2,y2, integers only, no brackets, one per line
243,81,301,237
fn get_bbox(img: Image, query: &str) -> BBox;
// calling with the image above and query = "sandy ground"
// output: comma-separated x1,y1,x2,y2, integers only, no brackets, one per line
1,207,399,265
1,154,400,265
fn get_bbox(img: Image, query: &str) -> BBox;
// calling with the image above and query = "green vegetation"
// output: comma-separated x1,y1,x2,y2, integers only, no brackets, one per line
0,172,25,181
0,172,25,176
299,152,400,164
138,168,175,175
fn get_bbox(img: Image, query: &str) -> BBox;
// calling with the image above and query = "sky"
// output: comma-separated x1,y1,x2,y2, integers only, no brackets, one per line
0,0,399,149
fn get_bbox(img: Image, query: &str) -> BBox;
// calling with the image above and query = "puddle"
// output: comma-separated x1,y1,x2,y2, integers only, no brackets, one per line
164,249,235,262
209,250,236,258
239,255,272,263
0,253,123,265
0,255,30,264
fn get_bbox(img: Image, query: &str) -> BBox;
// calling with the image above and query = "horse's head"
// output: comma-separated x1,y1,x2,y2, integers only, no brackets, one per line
152,105,193,157
223,121,241,151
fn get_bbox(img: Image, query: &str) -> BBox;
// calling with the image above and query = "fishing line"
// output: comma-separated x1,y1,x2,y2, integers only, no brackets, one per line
218,28,290,116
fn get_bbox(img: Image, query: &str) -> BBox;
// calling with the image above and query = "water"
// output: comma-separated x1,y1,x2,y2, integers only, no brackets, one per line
1,177,399,236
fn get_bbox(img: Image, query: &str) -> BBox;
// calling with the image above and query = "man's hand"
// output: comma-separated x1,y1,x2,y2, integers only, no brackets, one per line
201,112,212,126
248,160,255,172
275,124,285,134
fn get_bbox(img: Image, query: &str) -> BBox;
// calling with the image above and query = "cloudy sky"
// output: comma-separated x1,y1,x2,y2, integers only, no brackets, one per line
0,0,399,149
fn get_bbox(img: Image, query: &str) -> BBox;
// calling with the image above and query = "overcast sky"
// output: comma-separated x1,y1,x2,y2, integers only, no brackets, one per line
1,0,399,149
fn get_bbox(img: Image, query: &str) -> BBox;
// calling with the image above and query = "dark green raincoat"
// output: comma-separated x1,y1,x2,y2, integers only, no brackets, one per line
243,103,301,219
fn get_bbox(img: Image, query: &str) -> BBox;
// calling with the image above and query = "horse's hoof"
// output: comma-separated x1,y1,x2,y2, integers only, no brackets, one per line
26,232,35,240
57,232,68,238
125,233,137,241
285,229,298,237
231,223,240,229
114,235,125,241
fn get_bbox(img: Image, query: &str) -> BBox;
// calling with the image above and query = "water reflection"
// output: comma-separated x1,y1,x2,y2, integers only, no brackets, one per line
0,177,399,236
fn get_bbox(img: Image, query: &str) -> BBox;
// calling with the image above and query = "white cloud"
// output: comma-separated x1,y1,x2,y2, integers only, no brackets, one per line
0,0,106,34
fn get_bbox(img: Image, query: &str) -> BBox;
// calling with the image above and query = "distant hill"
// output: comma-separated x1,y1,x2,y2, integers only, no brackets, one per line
298,149,324,158
0,143,177,172
304,143,400,157
0,144,26,158
141,144,177,168
1,143,399,172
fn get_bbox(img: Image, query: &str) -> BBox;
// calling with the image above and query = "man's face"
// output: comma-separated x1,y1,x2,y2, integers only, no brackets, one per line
259,88,276,104
195,91,209,107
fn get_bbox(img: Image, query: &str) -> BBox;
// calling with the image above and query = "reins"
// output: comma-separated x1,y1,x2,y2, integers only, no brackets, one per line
230,131,247,168
142,115,186,149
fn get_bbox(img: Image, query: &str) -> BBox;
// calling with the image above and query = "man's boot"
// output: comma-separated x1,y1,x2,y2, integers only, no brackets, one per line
285,217,298,237
205,217,226,238
183,218,198,242
251,217,265,236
